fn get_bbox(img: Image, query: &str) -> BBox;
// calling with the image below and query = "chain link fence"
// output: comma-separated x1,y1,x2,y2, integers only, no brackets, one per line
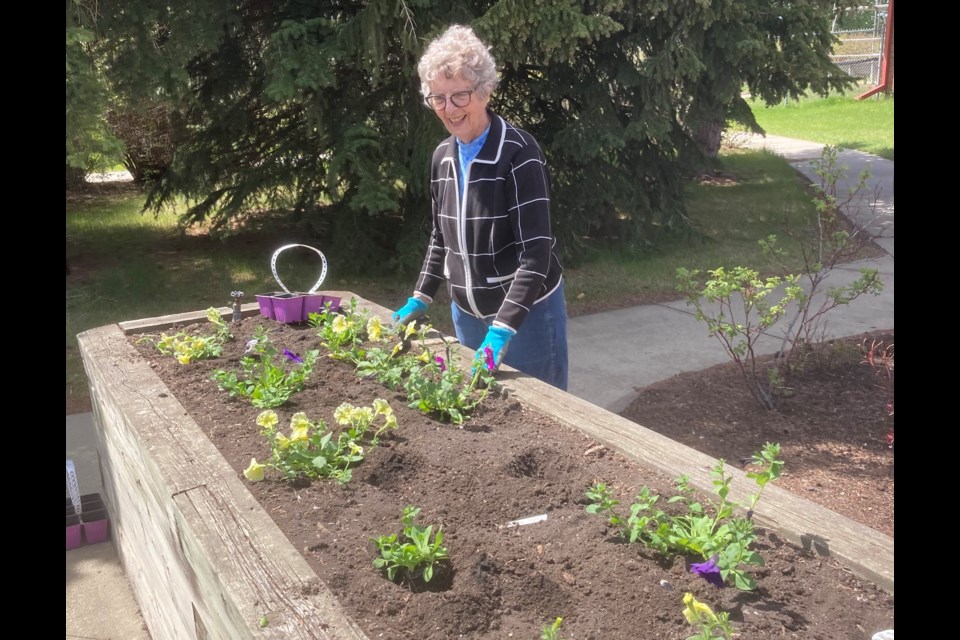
831,4,889,85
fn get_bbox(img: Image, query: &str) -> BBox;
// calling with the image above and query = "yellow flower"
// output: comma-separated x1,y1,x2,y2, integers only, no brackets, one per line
331,315,348,334
682,593,698,625
349,443,364,456
356,407,374,425
256,410,279,429
290,412,311,430
243,458,266,482
366,317,383,341
417,350,431,363
384,414,398,430
334,403,354,425
275,434,291,450
373,399,391,416
177,354,191,365
682,592,718,625
290,424,309,443
403,322,418,340
391,342,404,357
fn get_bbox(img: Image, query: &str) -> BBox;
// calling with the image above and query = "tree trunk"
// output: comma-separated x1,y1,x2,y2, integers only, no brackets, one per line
66,165,87,190
694,118,724,159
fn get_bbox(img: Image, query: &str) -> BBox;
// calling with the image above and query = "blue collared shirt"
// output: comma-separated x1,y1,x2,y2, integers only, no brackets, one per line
457,124,491,203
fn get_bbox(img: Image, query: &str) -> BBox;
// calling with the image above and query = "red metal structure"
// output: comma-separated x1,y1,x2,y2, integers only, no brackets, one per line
858,0,894,99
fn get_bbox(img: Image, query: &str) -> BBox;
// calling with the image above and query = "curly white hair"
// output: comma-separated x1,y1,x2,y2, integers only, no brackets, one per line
417,25,499,101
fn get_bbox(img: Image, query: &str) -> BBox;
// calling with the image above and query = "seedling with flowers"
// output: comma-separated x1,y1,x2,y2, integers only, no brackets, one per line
212,325,319,408
309,297,372,361
372,506,449,584
316,299,499,425
403,337,498,425
681,592,735,639
140,307,234,364
355,319,431,389
585,442,783,590
243,401,397,485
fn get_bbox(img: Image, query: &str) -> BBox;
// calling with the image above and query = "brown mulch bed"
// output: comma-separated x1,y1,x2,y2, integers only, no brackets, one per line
619,332,894,538
125,315,894,639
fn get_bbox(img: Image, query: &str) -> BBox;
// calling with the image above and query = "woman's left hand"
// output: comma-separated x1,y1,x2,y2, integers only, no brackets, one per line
476,325,515,370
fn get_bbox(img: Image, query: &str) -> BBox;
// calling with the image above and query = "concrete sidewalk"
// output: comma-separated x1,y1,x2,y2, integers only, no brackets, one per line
66,412,150,640
66,134,892,638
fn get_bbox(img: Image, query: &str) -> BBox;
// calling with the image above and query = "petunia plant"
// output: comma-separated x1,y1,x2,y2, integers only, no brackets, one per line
309,297,372,361
585,442,783,590
355,320,429,389
403,337,498,426
313,299,499,425
681,592,735,639
211,325,319,408
243,401,397,485
372,506,449,583
141,307,234,364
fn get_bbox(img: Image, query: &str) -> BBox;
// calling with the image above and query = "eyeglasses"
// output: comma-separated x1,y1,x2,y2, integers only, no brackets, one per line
423,90,474,111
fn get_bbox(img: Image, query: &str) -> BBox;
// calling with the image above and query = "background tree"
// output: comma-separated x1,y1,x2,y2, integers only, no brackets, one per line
66,3,124,187
70,0,855,272
680,0,860,159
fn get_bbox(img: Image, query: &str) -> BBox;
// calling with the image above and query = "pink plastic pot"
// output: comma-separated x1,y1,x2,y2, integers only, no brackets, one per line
65,493,111,547
255,293,281,320
302,294,342,319
256,244,333,323
83,510,110,544
66,514,83,550
270,294,305,323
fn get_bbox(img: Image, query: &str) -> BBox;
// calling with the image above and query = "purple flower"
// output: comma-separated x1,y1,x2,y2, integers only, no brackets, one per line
435,356,446,372
283,349,304,363
484,346,495,371
690,555,724,588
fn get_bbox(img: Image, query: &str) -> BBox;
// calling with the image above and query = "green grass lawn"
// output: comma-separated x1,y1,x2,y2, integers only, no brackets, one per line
748,91,894,160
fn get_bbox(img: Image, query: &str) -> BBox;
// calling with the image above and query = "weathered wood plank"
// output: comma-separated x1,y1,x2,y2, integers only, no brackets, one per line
78,324,369,640
118,304,261,335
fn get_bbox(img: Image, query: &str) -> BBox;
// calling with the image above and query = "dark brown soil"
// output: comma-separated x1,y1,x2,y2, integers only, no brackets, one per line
127,315,894,639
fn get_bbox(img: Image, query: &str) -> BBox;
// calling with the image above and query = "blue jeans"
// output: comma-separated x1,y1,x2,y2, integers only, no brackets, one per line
451,281,569,390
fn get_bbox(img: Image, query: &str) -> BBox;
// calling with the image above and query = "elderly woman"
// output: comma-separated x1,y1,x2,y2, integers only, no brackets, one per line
391,24,569,390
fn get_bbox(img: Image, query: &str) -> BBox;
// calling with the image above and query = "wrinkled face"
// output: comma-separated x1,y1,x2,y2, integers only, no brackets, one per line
427,74,491,143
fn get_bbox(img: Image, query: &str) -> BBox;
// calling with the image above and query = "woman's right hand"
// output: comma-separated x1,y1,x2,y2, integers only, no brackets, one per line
391,297,429,325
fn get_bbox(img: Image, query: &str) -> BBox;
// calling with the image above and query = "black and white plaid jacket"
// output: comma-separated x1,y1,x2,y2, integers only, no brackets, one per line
414,112,563,331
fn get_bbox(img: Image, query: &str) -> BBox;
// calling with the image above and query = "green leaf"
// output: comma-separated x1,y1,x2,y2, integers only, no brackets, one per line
733,571,756,591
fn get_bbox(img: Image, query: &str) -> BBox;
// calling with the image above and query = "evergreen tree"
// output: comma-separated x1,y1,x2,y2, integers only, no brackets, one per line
70,1,855,271
66,2,124,183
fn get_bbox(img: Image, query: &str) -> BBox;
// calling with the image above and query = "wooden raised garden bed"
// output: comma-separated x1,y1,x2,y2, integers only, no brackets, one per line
77,293,893,640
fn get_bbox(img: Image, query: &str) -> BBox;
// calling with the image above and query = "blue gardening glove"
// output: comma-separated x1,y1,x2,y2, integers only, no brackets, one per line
475,325,516,372
391,296,429,325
